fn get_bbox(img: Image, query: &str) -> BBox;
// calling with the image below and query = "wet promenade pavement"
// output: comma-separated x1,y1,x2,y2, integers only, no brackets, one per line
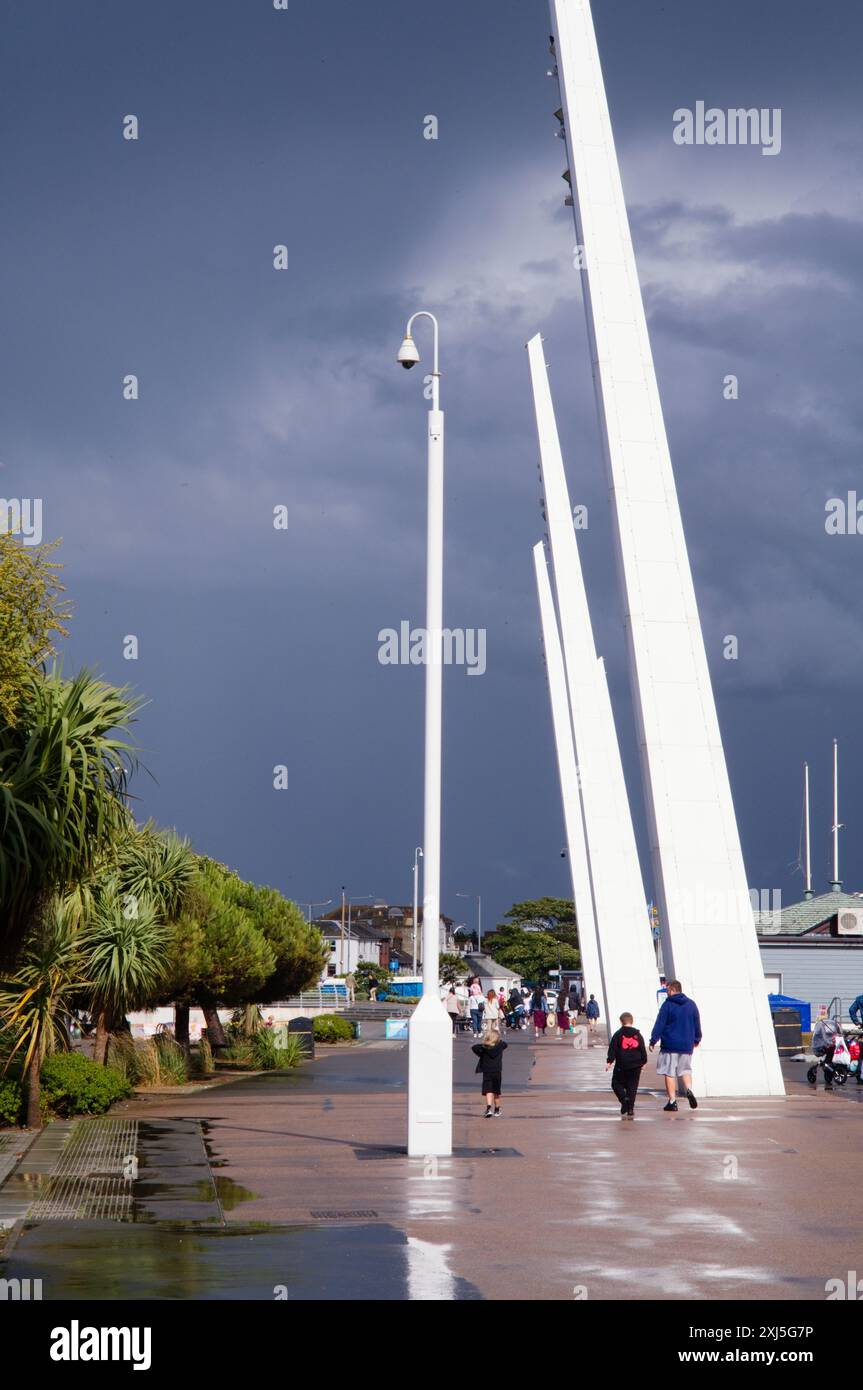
1,1030,861,1300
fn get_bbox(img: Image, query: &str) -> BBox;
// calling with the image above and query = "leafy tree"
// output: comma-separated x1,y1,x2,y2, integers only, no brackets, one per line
354,960,390,998
0,899,85,1128
489,924,579,981
238,883,328,1002
504,898,576,935
0,534,70,726
439,953,469,985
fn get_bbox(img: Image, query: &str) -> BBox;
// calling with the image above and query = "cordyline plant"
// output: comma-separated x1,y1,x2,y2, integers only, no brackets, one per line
81,888,173,1065
0,667,142,964
0,898,88,1129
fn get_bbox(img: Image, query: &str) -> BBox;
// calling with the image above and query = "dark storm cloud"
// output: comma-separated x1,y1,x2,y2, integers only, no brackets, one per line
2,0,862,924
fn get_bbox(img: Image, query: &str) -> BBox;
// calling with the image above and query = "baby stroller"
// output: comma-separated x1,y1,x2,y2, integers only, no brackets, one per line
807,1054,849,1086
807,1027,851,1087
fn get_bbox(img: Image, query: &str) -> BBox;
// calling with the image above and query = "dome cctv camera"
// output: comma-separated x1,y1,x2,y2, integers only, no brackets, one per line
397,335,420,370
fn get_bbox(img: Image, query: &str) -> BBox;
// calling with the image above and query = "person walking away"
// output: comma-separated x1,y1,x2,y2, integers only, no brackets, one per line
508,985,524,1030
484,989,502,1028
445,986,461,1035
812,1007,842,1090
469,979,484,1036
455,978,470,1024
345,971,356,1005
586,994,600,1036
530,985,547,1039
556,988,571,1040
606,1012,647,1119
472,1024,508,1117
649,979,702,1111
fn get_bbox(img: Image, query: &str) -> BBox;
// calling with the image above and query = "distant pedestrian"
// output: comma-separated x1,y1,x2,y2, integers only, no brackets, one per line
586,995,600,1033
812,1008,842,1090
484,989,502,1026
649,979,701,1111
469,979,484,1036
445,986,461,1034
345,971,357,1004
507,985,524,1030
556,989,571,1040
472,1024,508,1118
530,985,547,1038
369,981,378,1002
606,1012,647,1119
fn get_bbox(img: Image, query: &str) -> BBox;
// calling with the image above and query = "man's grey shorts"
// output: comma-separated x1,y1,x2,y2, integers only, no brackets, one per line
656,1051,693,1077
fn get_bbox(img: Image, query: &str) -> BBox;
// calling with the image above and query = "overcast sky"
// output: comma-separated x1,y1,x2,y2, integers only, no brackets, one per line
3,0,862,933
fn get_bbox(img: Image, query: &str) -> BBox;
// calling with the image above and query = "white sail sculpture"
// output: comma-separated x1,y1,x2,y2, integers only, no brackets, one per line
529,338,658,1040
532,540,604,1011
547,0,783,1094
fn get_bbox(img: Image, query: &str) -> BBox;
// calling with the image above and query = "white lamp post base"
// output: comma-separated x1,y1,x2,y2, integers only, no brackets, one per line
407,993,453,1157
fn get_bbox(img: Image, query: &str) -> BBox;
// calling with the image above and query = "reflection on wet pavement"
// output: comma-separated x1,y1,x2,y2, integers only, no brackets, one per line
4,1220,482,1300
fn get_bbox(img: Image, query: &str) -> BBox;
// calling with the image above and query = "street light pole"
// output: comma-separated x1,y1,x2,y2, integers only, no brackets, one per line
457,892,482,952
412,847,423,975
398,310,452,1158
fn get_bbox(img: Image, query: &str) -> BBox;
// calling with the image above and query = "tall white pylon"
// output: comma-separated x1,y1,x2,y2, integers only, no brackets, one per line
528,336,658,1040
548,0,784,1094
532,540,604,1012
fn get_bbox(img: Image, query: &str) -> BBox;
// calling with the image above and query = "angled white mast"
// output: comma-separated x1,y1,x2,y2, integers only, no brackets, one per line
527,335,657,1038
547,0,783,1093
532,541,604,1007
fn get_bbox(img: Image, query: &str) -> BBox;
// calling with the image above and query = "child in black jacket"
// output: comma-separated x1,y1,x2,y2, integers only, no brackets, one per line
472,1026,508,1117
606,1012,647,1119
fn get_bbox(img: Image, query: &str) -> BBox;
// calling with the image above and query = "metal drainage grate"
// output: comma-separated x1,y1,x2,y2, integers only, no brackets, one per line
310,1209,379,1220
27,1117,139,1222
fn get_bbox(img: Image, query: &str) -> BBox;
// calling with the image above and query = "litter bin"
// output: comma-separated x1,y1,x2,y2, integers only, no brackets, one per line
772,1007,802,1056
287,1016,315,1059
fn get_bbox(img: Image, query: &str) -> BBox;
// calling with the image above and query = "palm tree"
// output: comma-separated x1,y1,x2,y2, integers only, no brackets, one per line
0,668,141,963
0,899,86,1128
81,889,172,1063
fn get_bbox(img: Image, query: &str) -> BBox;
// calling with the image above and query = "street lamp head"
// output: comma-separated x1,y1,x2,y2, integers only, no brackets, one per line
397,335,420,370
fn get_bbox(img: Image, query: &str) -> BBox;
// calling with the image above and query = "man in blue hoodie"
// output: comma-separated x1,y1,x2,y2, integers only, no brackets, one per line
649,979,702,1112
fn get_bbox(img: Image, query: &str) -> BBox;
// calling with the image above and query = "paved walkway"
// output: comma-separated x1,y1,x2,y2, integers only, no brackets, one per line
1,1030,860,1300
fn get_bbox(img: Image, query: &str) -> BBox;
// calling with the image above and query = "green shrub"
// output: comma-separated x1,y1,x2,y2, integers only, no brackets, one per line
154,1035,189,1085
251,1029,282,1070
193,1034,214,1076
40,1052,131,1116
105,1034,139,1084
222,1037,256,1067
274,1034,306,1068
313,1014,355,1044
0,1079,22,1127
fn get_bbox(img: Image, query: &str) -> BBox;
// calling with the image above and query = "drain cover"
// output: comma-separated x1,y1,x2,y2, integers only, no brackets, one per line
310,1209,379,1220
27,1118,138,1222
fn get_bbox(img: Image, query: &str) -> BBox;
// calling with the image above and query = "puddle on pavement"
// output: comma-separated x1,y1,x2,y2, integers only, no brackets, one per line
1,1220,482,1300
213,1176,258,1210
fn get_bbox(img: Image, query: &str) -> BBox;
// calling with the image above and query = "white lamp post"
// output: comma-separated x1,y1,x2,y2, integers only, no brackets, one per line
456,891,482,952
398,310,453,1158
412,847,423,975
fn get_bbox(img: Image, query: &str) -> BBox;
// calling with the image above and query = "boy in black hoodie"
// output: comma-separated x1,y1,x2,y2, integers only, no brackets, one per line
606,1012,647,1119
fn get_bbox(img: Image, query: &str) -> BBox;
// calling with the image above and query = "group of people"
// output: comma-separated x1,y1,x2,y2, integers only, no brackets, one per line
441,977,599,1042
470,976,703,1121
